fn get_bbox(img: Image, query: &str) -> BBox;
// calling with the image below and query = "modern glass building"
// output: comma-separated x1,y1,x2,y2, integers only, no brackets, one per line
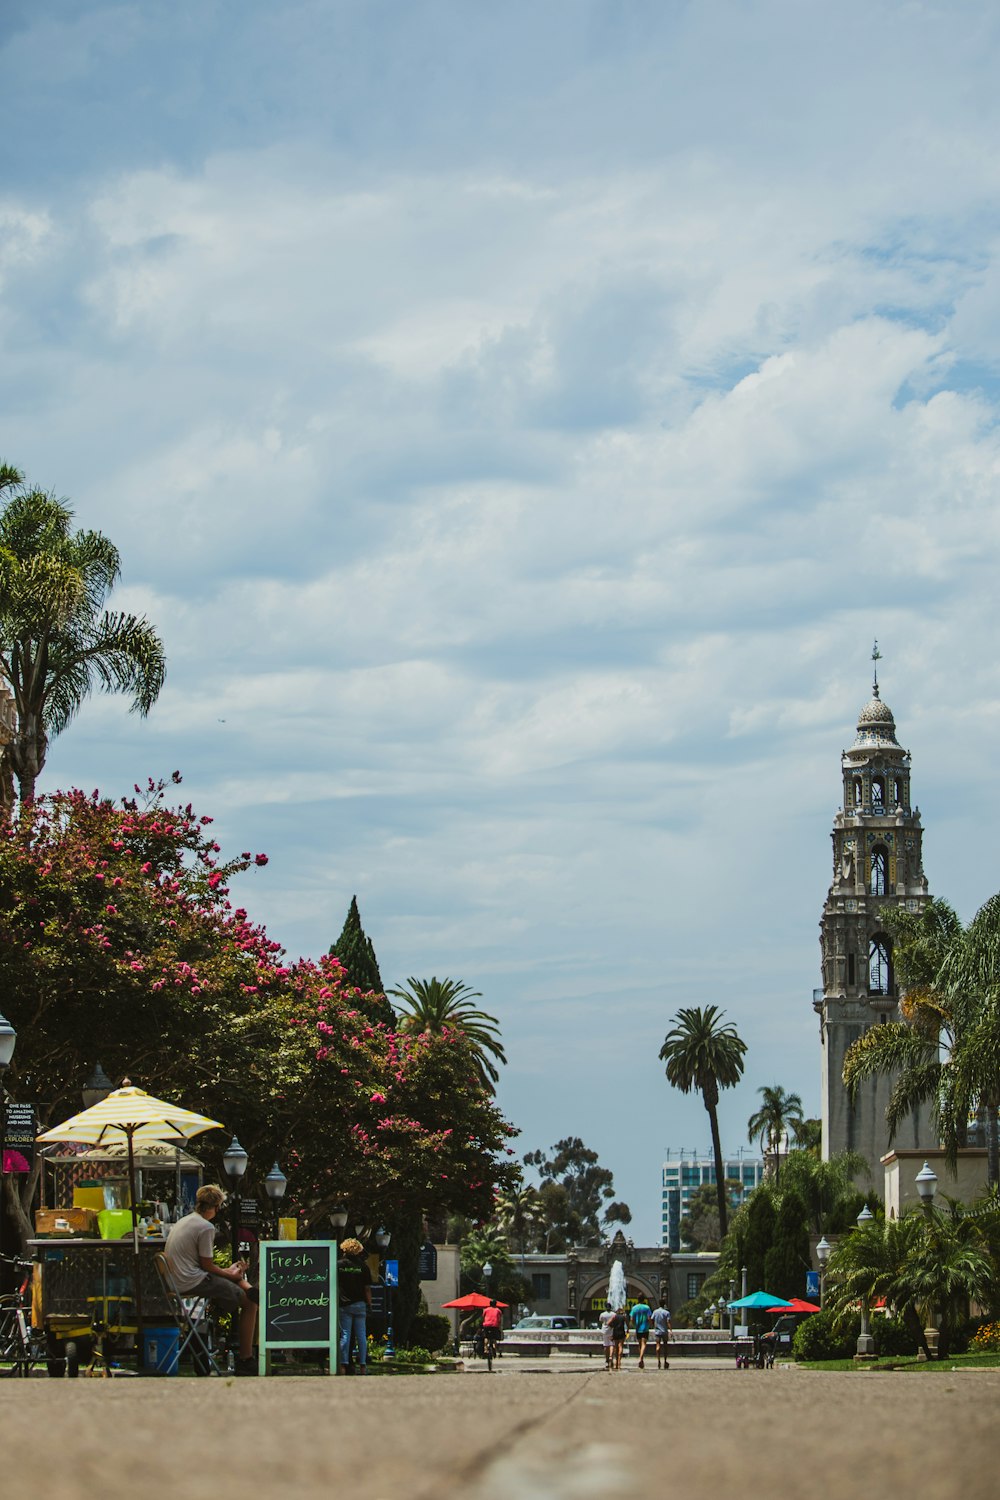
661,1150,765,1250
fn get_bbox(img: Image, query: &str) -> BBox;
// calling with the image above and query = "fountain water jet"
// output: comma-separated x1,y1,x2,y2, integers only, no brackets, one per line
607,1259,627,1310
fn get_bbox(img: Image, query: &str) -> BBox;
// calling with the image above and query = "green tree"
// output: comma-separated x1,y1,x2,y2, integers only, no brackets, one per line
679,1181,739,1251
330,895,393,1026
762,1187,811,1300
725,1188,776,1299
523,1137,631,1247
777,1148,870,1235
791,1117,822,1154
459,1225,530,1308
659,1006,747,1236
0,473,166,806
388,976,506,1090
747,1085,804,1182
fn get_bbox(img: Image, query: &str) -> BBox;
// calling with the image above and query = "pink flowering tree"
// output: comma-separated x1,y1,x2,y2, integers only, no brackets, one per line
0,778,519,1287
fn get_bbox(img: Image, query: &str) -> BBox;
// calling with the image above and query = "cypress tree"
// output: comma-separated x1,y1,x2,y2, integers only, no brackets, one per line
763,1188,811,1301
330,896,394,1026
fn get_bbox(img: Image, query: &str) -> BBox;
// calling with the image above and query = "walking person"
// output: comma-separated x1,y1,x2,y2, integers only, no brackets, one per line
651,1298,671,1369
337,1237,373,1375
599,1307,615,1370
610,1305,628,1371
630,1295,652,1370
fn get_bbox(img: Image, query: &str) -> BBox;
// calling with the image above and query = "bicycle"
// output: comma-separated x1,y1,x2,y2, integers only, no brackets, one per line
0,1255,45,1378
483,1327,500,1372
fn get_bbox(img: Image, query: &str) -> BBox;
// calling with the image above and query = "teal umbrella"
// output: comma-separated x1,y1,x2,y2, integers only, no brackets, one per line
728,1291,793,1309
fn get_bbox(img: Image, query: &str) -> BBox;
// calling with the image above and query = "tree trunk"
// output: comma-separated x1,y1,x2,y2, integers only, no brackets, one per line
704,1091,728,1238
985,1099,999,1189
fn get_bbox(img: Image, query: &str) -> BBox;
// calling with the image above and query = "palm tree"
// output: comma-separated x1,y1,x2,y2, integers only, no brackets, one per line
494,1183,542,1276
843,896,1000,1186
659,1005,747,1237
388,976,506,1090
747,1085,804,1182
0,476,166,805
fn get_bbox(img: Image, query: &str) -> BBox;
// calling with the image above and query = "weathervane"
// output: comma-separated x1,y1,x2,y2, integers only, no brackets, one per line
872,639,882,697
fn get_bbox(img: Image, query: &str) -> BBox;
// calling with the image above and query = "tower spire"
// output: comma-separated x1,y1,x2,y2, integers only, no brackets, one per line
871,639,881,698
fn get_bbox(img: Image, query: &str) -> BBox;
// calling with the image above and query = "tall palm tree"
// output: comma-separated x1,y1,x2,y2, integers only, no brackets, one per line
659,1005,746,1237
388,976,507,1090
747,1085,804,1182
0,476,166,805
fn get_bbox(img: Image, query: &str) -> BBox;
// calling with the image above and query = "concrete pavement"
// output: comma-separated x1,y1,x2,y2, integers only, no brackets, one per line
1,1361,995,1499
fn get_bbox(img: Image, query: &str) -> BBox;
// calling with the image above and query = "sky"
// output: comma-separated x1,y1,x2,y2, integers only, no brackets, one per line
3,0,1000,1244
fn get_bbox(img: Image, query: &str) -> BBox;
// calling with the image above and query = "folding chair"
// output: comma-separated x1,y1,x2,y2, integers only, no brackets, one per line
154,1253,222,1376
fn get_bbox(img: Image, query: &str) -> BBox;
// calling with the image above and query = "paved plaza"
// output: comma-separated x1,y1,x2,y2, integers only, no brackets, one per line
2,1362,995,1500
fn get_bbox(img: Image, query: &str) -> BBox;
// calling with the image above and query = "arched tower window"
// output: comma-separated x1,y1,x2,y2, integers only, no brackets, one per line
892,777,902,806
869,934,892,995
853,777,863,807
871,777,884,810
870,846,888,896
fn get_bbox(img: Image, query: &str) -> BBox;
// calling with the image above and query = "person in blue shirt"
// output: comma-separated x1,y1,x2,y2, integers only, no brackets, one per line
650,1300,671,1369
630,1298,652,1369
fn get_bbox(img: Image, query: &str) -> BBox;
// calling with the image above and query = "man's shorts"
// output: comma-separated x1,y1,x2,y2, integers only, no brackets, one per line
188,1275,252,1311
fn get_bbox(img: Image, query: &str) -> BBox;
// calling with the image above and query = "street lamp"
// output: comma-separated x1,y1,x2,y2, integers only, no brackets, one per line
718,1295,728,1336
915,1162,940,1358
915,1161,938,1215
330,1205,348,1232
707,1300,717,1329
375,1228,394,1355
264,1162,286,1234
854,1205,875,1359
222,1134,248,1262
0,1011,17,1272
482,1259,493,1293
816,1236,831,1309
81,1062,114,1109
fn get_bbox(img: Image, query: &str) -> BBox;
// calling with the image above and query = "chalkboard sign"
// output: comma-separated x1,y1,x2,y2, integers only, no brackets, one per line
258,1241,337,1375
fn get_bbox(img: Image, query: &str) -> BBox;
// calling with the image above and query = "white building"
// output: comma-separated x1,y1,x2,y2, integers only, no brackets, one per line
661,1150,765,1250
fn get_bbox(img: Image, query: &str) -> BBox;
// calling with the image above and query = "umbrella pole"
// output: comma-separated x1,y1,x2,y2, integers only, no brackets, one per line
127,1127,145,1372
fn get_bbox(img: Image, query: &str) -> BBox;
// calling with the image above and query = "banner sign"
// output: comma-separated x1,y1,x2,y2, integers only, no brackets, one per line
805,1271,820,1299
259,1241,337,1375
3,1102,35,1173
384,1258,399,1288
418,1242,438,1280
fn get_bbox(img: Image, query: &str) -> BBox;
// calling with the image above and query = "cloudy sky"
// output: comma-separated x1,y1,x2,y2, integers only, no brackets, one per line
4,0,1000,1242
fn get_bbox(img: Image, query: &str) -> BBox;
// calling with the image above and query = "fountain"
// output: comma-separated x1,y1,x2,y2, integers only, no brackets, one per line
606,1259,627,1310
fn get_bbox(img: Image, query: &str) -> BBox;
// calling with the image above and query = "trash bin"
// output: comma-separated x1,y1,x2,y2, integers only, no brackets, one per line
143,1325,180,1375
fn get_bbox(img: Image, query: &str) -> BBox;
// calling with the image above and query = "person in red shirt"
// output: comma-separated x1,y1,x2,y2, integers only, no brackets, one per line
481,1299,503,1360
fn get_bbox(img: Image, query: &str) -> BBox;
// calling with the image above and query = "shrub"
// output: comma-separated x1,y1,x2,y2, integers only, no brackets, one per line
873,1315,917,1357
391,1345,434,1365
969,1320,1000,1352
407,1314,451,1352
792,1308,859,1362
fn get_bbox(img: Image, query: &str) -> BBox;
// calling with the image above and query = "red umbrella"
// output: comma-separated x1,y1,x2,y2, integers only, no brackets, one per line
441,1293,509,1309
766,1297,821,1314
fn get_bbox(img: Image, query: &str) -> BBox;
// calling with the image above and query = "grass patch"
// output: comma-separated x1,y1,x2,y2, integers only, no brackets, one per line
792,1351,1000,1373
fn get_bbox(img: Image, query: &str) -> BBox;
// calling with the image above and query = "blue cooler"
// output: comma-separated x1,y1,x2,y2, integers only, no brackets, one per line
143,1325,180,1375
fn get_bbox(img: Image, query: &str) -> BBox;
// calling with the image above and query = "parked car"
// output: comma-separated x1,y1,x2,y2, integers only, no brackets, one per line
760,1314,803,1352
513,1314,579,1330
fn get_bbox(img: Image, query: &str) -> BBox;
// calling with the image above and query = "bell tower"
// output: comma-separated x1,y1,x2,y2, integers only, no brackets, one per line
814,647,937,1179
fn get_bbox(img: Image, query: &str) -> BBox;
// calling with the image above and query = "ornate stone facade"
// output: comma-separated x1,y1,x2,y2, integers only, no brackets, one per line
814,662,937,1178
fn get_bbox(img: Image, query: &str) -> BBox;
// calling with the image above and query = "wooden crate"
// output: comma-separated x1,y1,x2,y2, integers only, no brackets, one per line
35,1206,99,1235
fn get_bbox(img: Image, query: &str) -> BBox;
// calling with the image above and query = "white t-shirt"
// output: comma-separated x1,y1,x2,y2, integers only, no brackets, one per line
599,1310,615,1344
165,1211,215,1292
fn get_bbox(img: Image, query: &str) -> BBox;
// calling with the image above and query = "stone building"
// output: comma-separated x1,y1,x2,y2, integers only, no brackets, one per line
517,1230,718,1322
814,659,937,1179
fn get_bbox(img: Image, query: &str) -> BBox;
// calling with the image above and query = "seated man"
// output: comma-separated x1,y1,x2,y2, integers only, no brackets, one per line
165,1184,259,1375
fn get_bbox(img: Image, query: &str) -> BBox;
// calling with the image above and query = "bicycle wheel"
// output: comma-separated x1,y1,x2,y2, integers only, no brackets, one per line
486,1337,494,1372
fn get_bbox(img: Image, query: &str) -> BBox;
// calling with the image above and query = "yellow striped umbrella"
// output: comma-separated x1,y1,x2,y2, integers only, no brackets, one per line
38,1082,223,1244
38,1083,225,1343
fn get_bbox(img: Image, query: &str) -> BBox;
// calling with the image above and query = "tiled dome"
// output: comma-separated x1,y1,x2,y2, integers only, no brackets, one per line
853,690,900,748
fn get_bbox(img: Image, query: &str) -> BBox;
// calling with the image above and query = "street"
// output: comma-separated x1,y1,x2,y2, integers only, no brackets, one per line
1,1362,995,1499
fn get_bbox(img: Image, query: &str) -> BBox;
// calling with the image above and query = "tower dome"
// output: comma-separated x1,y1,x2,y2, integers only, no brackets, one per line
853,689,900,748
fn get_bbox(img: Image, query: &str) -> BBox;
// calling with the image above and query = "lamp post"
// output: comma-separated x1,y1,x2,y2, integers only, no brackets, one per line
718,1295,728,1337
0,1011,17,1274
81,1063,114,1109
816,1236,831,1308
482,1259,493,1295
330,1204,348,1236
222,1135,248,1263
264,1162,286,1235
376,1226,394,1356
707,1300,717,1330
854,1206,876,1359
915,1161,940,1358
